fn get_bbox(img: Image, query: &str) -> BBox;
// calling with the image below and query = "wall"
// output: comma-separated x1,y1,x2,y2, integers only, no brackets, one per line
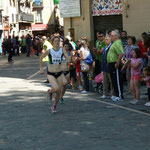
64,0,94,43
42,0,54,24
123,0,150,40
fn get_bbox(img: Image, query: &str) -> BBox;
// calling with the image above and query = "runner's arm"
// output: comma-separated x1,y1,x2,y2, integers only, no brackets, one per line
40,50,49,73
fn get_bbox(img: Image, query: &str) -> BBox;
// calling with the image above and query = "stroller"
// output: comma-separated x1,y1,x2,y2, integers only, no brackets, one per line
93,72,103,94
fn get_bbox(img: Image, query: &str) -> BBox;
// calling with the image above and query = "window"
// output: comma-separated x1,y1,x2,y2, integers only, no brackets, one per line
16,14,18,22
36,11,42,23
12,14,14,22
9,0,12,6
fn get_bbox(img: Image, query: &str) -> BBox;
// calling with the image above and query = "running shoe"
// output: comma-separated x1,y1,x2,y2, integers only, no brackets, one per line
51,106,57,114
59,98,64,104
145,101,150,106
130,99,139,105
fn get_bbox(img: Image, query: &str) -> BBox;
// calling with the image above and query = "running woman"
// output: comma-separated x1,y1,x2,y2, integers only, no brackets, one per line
40,36,69,113
59,41,72,103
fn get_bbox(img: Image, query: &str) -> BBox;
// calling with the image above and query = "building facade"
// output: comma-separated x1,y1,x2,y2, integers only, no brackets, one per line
18,0,34,37
0,0,3,53
63,0,150,43
1,0,34,38
32,0,58,36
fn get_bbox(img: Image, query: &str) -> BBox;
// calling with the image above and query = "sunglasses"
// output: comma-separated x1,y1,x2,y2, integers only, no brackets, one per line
98,35,103,37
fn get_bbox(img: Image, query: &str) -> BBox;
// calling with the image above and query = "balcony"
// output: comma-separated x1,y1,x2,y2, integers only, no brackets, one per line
19,13,34,23
32,0,43,10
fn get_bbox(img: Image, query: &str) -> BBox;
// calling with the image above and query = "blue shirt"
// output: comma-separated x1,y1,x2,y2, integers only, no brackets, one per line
102,43,112,72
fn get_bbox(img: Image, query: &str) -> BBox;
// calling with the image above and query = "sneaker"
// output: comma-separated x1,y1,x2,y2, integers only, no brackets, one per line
71,85,75,90
111,96,121,102
81,90,88,94
130,99,139,105
100,95,109,99
59,98,64,104
145,101,150,106
78,85,83,91
51,106,57,114
111,96,116,99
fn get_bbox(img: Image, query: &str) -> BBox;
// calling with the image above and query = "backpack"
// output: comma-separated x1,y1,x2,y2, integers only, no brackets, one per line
84,52,93,66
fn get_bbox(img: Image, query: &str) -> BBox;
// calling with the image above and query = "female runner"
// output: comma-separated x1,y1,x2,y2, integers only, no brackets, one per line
40,36,69,113
59,41,72,103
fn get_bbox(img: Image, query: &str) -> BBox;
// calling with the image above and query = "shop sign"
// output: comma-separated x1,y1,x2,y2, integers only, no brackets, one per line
92,0,123,16
60,0,81,18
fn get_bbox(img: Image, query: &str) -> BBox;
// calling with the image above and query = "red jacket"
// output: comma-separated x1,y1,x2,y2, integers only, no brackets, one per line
138,41,147,58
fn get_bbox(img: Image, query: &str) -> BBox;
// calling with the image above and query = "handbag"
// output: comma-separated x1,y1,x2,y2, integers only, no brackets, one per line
81,61,90,72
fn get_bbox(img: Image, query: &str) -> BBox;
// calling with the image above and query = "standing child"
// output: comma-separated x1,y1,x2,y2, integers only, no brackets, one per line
129,48,142,104
141,67,150,106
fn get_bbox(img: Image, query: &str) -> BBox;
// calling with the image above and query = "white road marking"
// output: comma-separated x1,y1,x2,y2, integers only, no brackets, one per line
27,67,46,80
66,91,150,117
90,98,150,117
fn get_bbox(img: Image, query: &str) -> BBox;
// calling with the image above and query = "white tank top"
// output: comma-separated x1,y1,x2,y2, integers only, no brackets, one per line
49,48,63,64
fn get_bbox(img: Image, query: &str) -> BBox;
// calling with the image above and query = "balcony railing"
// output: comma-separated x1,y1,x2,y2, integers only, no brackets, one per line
19,13,34,22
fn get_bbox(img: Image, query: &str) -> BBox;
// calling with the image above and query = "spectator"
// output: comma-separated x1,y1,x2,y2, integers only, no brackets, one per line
79,39,92,94
32,36,39,56
121,31,128,49
107,30,124,101
16,36,20,56
11,35,17,56
129,48,142,105
2,37,7,55
20,36,26,53
94,31,105,76
7,36,13,63
141,67,150,106
138,32,148,68
143,34,150,68
100,35,114,99
124,36,138,90
26,34,32,57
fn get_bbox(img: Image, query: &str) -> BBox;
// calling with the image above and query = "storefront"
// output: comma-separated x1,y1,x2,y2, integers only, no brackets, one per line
32,24,48,36
92,0,123,40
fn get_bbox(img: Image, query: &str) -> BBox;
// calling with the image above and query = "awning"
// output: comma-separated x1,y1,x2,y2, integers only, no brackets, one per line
32,24,48,31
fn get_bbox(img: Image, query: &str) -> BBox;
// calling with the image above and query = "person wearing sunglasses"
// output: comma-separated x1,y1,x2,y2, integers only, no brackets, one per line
93,31,105,76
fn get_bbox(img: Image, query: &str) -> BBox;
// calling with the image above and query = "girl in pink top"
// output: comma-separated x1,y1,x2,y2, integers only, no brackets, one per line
128,48,142,104
141,67,150,106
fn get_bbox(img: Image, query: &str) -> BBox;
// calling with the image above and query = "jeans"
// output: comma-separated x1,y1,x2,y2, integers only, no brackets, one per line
82,72,89,91
26,45,31,57
8,48,13,62
95,60,101,76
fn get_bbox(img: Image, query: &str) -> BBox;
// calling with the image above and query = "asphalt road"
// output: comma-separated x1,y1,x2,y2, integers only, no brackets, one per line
0,54,150,150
